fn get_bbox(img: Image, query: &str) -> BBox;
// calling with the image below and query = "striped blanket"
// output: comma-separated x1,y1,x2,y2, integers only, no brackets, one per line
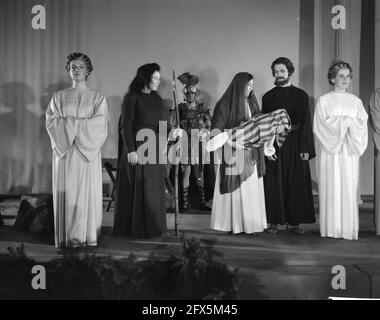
229,109,291,149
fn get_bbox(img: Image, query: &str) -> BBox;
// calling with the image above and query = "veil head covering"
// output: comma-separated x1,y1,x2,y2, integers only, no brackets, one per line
211,72,265,194
212,72,260,131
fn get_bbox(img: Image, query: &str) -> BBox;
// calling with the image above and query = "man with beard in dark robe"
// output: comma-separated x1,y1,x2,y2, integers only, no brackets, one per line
262,57,316,234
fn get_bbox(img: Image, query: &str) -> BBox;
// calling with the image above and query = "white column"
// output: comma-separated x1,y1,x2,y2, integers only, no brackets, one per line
314,0,362,95
335,0,362,94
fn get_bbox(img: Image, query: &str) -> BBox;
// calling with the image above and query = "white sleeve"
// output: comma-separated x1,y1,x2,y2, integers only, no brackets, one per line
75,95,108,162
345,98,368,156
45,93,77,158
313,96,349,154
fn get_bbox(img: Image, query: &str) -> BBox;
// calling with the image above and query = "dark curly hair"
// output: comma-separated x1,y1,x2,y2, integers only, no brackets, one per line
271,57,295,77
65,52,93,79
128,63,160,93
327,60,353,85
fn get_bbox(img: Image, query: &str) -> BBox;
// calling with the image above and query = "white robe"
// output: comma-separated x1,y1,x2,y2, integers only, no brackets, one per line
211,165,267,234
211,107,269,234
46,88,108,247
313,92,368,240
369,88,380,235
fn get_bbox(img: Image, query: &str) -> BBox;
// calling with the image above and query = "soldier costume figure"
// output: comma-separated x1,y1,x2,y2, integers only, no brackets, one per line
177,72,211,211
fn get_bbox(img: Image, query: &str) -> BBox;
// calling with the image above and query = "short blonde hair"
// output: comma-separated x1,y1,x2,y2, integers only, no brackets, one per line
65,52,93,78
327,60,353,85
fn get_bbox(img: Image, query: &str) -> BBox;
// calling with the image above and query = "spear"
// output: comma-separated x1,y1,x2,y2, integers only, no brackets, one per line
172,70,180,236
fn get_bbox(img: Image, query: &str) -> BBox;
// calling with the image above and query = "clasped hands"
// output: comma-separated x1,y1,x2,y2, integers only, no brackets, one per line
64,115,88,120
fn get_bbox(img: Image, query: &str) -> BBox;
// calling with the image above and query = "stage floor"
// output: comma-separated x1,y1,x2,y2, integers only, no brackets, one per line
0,198,379,300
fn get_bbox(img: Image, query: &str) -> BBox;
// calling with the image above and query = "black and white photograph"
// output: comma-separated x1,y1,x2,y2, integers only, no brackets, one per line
0,0,379,304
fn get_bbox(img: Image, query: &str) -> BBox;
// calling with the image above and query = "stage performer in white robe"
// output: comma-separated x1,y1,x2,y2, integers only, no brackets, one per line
369,87,380,235
314,60,368,240
46,52,108,247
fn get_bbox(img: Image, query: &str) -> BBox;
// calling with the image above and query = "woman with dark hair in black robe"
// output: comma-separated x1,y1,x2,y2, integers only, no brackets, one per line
210,72,268,235
114,63,168,238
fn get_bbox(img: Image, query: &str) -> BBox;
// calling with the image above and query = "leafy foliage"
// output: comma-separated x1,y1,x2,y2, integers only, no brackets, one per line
0,235,238,299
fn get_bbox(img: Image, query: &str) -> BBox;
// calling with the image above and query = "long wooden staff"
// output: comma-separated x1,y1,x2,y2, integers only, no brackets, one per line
172,70,180,236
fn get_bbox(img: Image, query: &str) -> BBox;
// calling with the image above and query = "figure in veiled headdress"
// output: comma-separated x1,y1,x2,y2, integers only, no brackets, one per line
210,72,271,235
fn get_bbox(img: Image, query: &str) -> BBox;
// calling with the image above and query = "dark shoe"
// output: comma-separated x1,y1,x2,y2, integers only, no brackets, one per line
180,187,190,212
265,224,278,234
247,232,258,236
198,203,211,211
228,231,242,235
290,227,305,235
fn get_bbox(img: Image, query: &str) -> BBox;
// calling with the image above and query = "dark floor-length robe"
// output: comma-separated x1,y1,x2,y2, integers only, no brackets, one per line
114,91,168,238
262,85,316,225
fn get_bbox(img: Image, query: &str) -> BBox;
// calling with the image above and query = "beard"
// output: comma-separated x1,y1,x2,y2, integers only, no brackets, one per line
274,77,290,86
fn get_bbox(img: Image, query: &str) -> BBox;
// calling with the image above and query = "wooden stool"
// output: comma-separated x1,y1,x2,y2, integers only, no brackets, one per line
102,159,117,212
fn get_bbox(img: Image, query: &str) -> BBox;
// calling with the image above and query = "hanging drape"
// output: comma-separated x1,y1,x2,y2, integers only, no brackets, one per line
0,0,302,193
